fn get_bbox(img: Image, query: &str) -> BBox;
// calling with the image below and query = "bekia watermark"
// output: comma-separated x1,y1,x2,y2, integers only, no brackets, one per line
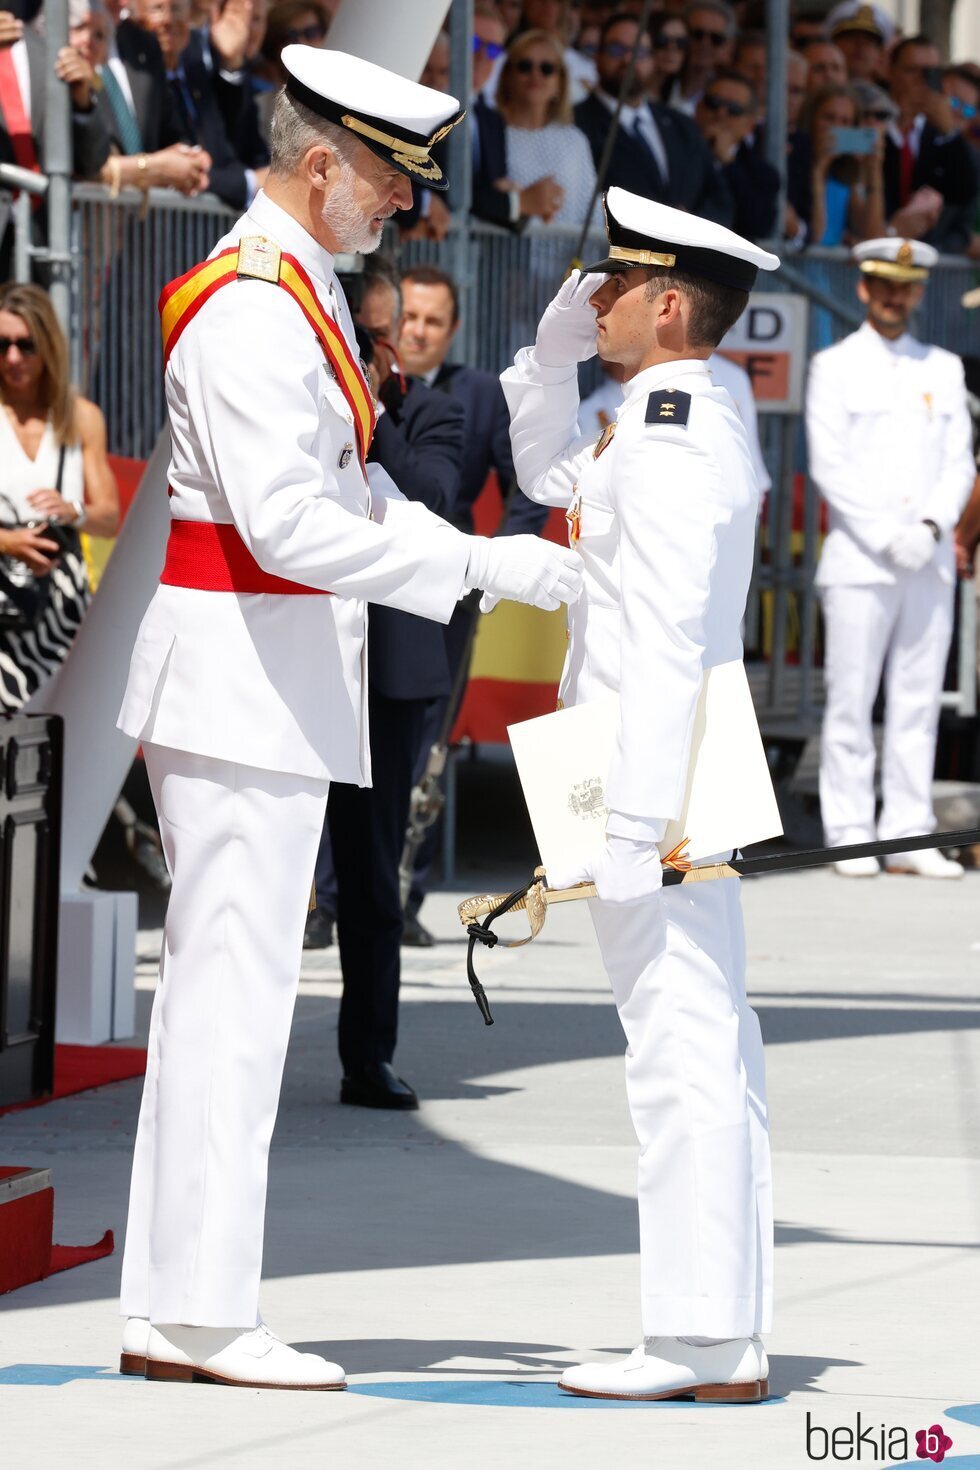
805,1412,953,1462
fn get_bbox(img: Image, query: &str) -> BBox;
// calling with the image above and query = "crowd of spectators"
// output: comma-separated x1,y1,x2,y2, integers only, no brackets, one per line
2,0,979,265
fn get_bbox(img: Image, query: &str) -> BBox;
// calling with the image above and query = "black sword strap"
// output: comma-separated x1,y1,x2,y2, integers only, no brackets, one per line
465,878,537,1026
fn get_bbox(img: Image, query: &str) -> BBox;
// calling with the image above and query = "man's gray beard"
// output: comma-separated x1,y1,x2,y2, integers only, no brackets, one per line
321,166,386,254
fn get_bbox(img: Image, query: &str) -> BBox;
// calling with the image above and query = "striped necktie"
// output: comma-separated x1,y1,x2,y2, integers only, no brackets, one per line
98,63,143,155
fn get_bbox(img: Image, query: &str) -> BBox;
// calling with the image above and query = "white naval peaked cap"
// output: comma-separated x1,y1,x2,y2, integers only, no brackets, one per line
582,187,780,292
852,237,938,283
827,1,896,44
281,47,464,192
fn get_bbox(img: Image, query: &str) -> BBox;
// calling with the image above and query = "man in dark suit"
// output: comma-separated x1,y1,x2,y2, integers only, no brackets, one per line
884,34,979,256
1,8,111,278
309,260,465,1110
574,12,733,226
395,264,549,944
132,0,266,208
695,71,779,241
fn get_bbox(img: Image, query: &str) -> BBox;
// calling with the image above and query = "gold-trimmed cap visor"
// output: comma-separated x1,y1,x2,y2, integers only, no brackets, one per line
859,259,930,283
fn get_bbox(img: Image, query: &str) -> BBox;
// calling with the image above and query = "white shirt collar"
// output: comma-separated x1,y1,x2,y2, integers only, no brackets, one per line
887,113,926,150
858,320,915,355
244,191,336,292
618,359,711,415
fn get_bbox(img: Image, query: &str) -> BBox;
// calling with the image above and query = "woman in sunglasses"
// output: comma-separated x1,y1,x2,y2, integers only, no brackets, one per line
495,28,599,227
253,0,329,140
0,284,118,712
650,17,688,103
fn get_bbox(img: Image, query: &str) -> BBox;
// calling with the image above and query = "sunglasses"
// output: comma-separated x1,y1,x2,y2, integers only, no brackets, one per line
0,336,37,357
472,35,505,61
862,108,893,122
688,26,728,45
514,57,558,75
601,41,652,60
654,34,688,51
283,22,324,43
703,93,748,117
949,96,978,120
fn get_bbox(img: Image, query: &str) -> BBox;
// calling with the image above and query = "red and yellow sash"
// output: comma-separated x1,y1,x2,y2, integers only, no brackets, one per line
158,242,376,471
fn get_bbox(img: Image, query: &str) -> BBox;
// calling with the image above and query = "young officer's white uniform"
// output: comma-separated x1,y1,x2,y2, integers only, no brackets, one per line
501,189,780,1400
114,48,581,1389
806,239,975,875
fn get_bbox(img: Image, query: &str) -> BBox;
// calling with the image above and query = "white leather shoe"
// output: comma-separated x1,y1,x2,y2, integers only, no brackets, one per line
559,1335,769,1402
885,847,964,879
144,1323,346,1390
120,1317,151,1376
834,857,880,878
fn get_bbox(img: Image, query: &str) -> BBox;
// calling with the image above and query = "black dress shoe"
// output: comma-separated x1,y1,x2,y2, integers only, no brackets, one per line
340,1062,419,1110
401,909,435,948
304,908,334,949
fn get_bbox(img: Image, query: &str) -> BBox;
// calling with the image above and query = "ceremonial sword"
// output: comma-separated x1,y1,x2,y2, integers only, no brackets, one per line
456,825,980,1026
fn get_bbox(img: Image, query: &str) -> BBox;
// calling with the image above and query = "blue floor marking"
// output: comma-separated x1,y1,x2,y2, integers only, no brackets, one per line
348,1379,786,1409
891,1460,980,1469
947,1407,980,1429
0,1365,131,1386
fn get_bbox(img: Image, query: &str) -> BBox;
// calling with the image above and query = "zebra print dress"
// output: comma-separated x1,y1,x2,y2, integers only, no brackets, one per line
0,416,91,714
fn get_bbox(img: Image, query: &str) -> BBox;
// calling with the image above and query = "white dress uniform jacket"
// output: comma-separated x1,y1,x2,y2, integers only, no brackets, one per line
501,347,772,1339
501,351,760,825
807,323,975,588
118,191,471,783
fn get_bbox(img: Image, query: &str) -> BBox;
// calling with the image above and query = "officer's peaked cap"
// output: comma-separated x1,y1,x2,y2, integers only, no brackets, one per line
582,188,780,292
281,47,464,192
853,237,938,283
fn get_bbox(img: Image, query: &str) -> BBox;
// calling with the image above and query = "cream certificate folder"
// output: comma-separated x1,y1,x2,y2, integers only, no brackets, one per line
507,660,783,873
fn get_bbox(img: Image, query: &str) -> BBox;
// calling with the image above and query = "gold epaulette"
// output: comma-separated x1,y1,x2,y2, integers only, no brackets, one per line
236,235,282,284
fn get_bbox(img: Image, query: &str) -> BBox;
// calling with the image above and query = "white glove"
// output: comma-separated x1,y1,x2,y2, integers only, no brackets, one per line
464,534,583,613
534,270,604,368
548,833,663,906
887,522,938,573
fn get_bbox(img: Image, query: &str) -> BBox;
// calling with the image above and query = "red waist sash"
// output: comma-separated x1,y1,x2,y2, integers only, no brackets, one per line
160,519,331,596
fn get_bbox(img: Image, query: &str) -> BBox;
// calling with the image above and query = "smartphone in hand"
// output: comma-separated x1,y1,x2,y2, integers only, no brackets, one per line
830,126,879,156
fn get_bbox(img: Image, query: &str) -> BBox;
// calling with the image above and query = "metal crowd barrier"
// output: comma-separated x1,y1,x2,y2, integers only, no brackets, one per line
5,182,976,733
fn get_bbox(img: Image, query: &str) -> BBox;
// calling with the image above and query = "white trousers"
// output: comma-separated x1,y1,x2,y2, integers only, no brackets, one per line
119,744,329,1327
819,576,955,846
590,875,773,1339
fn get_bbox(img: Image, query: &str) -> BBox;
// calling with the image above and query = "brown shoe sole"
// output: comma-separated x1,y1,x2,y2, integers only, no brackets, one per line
119,1353,146,1376
559,1376,770,1403
145,1358,346,1390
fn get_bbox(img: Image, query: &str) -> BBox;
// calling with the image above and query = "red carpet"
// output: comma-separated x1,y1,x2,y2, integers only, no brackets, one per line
0,1045,147,1118
0,1169,115,1295
48,1230,115,1276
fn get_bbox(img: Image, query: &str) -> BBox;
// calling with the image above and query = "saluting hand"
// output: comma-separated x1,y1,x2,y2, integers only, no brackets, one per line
534,269,604,368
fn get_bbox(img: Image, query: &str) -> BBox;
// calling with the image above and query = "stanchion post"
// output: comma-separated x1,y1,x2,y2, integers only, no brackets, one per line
447,0,474,365
43,0,72,332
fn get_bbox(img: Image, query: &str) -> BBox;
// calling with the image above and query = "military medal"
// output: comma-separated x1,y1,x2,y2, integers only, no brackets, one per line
566,485,582,546
923,392,933,421
594,421,616,458
338,443,354,469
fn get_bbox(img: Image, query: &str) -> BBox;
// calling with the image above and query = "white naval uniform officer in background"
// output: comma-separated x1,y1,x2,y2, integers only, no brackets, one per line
114,48,582,1392
806,238,975,879
501,187,779,1401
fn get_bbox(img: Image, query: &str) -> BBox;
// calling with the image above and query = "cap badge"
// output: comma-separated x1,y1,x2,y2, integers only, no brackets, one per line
897,241,914,267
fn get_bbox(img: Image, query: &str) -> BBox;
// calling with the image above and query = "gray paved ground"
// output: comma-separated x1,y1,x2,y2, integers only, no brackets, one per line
2,864,980,1470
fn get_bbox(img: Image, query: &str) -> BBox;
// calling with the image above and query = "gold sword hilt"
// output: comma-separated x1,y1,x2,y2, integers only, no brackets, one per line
457,860,741,934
